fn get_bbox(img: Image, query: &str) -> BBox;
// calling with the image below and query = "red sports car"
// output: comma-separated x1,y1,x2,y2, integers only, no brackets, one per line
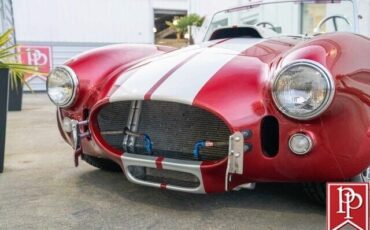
47,0,370,203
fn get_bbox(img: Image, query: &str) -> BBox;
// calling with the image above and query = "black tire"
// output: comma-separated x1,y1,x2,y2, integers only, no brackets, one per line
81,154,122,172
302,170,369,205
302,183,326,205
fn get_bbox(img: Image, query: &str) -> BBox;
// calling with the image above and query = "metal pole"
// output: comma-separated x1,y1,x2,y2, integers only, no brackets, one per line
299,2,304,35
0,68,9,173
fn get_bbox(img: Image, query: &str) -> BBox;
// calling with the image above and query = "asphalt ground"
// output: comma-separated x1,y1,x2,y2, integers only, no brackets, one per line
0,93,325,229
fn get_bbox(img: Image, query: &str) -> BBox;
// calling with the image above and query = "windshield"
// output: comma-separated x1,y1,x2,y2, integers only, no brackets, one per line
204,0,356,40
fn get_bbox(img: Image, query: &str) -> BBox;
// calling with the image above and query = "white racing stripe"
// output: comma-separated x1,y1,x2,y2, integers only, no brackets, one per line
110,38,263,103
151,39,263,104
109,47,200,102
150,51,236,105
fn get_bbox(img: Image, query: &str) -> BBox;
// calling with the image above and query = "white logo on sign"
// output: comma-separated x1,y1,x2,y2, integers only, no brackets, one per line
337,186,363,220
26,48,48,66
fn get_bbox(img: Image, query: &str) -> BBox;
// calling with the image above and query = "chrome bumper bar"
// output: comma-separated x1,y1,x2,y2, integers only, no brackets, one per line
121,153,205,193
121,130,252,193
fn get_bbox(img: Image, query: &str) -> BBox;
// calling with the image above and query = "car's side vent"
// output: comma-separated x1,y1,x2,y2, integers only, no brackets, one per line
261,116,279,157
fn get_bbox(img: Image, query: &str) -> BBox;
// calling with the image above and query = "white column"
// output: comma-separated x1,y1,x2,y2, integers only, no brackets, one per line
358,0,370,36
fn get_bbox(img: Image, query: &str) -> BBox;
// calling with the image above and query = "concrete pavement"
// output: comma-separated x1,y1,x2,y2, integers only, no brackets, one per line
0,93,325,229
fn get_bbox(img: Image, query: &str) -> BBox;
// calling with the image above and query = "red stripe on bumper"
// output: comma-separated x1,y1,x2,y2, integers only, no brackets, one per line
155,156,164,170
160,183,167,189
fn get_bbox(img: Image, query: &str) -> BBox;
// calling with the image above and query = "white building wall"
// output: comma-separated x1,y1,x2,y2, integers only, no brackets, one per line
189,0,249,17
12,0,155,44
151,0,188,11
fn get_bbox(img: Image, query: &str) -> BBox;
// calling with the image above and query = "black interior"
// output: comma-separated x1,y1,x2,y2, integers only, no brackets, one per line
209,27,263,41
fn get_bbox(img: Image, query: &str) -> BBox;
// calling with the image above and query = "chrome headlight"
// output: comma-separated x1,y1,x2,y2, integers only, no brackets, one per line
272,60,335,120
47,65,78,108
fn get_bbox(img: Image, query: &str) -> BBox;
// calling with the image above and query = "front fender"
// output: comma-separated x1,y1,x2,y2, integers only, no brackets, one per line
272,33,370,180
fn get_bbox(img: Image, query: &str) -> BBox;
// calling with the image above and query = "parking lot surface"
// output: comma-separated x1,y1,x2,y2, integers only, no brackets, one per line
0,94,325,229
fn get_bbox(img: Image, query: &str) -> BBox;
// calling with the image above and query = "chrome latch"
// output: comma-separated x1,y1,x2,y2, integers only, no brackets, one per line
225,130,252,191
227,132,245,175
123,101,142,153
71,119,89,150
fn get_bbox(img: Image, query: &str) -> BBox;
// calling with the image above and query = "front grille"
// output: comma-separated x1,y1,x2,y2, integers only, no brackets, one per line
97,101,231,161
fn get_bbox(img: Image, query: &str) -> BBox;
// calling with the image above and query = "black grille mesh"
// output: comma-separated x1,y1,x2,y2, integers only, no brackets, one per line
97,101,230,161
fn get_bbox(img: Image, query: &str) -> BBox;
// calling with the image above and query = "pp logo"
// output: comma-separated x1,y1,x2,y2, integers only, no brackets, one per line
327,183,369,230
25,48,48,66
18,45,52,78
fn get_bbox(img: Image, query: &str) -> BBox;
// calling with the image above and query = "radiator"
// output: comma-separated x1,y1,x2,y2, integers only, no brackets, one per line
97,101,230,161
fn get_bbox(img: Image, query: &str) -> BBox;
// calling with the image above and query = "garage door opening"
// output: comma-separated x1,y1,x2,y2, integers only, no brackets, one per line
154,9,187,48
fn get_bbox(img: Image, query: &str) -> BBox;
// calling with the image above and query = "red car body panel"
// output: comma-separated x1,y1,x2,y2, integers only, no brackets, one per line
56,33,370,193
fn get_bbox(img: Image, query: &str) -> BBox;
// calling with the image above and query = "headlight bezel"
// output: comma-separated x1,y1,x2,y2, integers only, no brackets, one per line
47,65,79,108
271,60,335,120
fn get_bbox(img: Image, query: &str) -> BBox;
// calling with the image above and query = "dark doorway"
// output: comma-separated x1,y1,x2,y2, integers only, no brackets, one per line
154,9,187,48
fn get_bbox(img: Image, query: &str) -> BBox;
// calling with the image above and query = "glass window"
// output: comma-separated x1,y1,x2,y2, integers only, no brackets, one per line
204,0,355,40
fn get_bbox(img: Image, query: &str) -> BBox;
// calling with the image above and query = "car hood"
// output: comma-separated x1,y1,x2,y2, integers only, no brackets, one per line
109,37,298,107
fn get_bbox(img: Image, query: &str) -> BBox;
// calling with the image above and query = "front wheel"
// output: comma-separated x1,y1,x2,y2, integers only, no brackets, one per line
302,167,369,205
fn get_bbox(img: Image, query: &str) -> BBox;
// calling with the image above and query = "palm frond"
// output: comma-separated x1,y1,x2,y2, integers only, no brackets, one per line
0,29,13,47
0,44,17,56
0,52,20,60
0,28,47,92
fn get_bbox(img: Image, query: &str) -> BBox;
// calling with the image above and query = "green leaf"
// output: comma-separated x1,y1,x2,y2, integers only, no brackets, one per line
0,29,13,47
0,44,17,56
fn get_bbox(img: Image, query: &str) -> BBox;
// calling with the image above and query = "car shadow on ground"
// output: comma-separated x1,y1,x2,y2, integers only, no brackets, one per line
77,168,325,215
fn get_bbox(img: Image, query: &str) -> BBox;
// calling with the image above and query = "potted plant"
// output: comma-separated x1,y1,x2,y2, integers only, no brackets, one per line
0,28,41,173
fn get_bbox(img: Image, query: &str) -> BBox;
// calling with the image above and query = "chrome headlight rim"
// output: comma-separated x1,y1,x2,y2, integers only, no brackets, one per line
271,60,335,120
47,65,79,108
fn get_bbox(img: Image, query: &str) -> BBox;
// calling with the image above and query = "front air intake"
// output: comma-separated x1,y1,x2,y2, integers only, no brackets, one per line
97,101,231,161
261,116,279,157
